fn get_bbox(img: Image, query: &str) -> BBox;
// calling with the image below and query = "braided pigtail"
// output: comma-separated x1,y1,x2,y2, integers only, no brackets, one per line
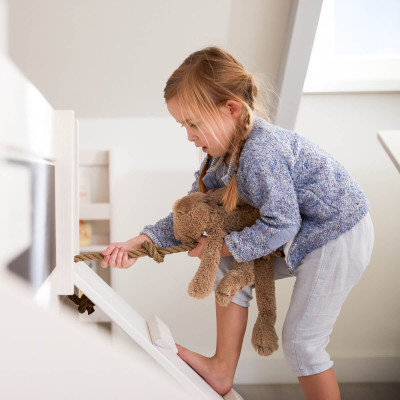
197,154,212,193
221,106,253,211
220,145,240,211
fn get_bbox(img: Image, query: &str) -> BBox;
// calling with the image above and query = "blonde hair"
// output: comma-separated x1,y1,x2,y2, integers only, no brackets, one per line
164,46,269,211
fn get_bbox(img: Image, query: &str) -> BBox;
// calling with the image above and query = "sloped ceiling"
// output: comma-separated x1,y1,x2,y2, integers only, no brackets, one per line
8,0,292,118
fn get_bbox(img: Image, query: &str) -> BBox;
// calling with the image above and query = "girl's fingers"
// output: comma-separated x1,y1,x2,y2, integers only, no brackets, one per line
109,247,120,267
122,251,129,268
101,247,136,269
188,248,197,257
101,255,110,268
102,245,114,256
116,248,124,267
189,241,201,256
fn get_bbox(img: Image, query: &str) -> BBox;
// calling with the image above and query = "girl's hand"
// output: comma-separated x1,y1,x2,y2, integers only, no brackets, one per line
188,235,208,259
101,234,152,269
187,236,232,260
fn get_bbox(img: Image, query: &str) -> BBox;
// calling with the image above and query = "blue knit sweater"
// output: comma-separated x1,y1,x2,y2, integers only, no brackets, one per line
140,116,369,270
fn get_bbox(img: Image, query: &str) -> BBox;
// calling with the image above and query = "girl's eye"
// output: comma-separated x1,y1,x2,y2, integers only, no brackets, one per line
179,123,197,129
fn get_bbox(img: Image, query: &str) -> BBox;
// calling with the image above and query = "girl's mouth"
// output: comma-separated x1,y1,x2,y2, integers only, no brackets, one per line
202,146,207,152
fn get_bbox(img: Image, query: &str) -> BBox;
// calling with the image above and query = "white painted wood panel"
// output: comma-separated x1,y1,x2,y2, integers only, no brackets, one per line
54,111,77,295
378,131,400,174
274,0,323,130
73,261,223,400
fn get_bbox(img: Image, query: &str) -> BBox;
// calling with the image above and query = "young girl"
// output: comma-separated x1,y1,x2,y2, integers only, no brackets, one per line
101,47,374,399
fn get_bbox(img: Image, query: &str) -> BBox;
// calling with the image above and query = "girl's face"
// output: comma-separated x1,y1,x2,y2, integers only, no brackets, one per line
167,97,242,158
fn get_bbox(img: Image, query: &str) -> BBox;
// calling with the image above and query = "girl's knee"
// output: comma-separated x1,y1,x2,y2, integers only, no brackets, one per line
282,331,333,376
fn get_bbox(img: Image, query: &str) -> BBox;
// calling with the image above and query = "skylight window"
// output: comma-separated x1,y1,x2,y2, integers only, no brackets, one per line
304,0,400,93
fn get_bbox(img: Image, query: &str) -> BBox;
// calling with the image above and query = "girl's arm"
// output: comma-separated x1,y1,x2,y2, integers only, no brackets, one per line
220,241,232,257
225,138,301,263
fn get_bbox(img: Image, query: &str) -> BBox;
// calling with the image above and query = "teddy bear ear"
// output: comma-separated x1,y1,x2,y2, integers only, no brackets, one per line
204,188,225,206
173,192,208,214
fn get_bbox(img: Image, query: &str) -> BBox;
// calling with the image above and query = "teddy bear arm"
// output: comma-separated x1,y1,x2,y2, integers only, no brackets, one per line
188,235,224,299
253,257,276,317
251,256,279,356
215,260,255,306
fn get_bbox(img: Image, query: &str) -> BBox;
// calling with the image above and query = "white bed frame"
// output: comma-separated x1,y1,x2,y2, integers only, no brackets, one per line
0,52,234,399
51,93,226,400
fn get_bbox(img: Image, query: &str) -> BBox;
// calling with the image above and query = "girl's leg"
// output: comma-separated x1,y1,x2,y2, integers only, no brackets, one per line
298,368,340,400
177,299,248,396
177,255,292,395
282,213,374,400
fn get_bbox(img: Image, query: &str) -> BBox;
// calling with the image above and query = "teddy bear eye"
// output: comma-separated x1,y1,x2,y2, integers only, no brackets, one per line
202,231,208,236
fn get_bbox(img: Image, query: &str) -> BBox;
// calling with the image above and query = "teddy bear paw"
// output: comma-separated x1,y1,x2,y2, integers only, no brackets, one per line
215,278,242,307
215,289,234,307
188,278,212,299
251,314,279,356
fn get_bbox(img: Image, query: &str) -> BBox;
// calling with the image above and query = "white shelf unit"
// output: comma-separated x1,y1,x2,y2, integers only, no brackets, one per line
78,149,112,324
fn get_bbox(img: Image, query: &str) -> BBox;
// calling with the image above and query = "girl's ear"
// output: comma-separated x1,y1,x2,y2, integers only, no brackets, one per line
225,100,242,118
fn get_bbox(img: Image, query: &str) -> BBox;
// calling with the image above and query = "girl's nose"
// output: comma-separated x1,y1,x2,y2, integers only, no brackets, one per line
187,131,197,142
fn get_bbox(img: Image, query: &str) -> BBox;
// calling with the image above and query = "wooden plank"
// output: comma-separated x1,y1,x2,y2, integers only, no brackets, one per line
54,110,77,295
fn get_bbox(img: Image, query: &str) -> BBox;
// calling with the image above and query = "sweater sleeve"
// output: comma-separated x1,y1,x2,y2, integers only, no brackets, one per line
139,159,207,248
224,138,301,262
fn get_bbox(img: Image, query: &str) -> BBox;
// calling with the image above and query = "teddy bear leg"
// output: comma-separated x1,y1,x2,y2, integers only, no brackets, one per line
215,260,255,307
251,257,279,356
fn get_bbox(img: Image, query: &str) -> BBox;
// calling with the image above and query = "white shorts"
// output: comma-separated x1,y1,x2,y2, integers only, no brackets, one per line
213,212,374,376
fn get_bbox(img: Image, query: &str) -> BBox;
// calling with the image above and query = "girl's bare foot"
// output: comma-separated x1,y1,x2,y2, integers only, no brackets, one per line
176,344,234,395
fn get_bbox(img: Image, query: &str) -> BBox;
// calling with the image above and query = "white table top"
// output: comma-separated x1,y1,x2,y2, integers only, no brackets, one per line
377,130,400,174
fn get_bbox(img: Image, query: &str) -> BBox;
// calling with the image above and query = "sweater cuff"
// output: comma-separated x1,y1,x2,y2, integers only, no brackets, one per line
224,235,248,263
139,228,163,248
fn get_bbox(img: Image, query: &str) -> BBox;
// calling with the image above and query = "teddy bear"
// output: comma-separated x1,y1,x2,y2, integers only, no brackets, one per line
172,187,282,356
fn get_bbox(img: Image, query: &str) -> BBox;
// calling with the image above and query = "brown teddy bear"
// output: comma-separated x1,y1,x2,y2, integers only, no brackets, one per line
172,187,282,356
